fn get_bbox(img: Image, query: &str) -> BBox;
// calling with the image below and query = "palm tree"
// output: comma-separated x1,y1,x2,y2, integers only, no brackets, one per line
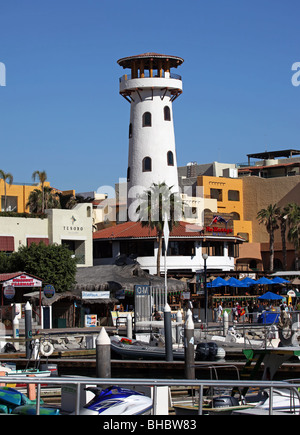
275,206,289,270
26,186,60,214
136,182,184,276
286,203,300,271
32,170,47,213
257,203,280,272
0,170,13,211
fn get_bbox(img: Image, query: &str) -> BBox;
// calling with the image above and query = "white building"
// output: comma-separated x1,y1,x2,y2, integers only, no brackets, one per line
93,220,243,275
0,203,93,267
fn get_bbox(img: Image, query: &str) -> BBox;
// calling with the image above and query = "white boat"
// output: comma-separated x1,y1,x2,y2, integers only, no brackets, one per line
110,336,185,360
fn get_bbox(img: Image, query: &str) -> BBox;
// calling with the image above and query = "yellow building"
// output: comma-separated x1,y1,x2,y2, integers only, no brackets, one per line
197,175,253,243
0,180,51,213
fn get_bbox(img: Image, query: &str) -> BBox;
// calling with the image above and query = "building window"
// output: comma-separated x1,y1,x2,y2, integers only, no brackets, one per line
142,112,152,127
120,240,154,257
210,188,223,201
228,190,240,201
164,106,171,121
127,167,131,182
202,241,224,256
129,123,132,138
167,151,174,166
228,243,239,258
142,157,152,172
162,241,195,256
1,196,18,212
93,241,113,259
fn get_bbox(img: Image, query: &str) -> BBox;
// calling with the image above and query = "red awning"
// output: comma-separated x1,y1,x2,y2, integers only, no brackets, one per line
27,238,49,247
0,236,14,252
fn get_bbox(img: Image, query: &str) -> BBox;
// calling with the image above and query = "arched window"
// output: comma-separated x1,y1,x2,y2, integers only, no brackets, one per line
142,112,152,127
167,151,174,166
164,106,171,121
129,123,132,138
142,157,152,172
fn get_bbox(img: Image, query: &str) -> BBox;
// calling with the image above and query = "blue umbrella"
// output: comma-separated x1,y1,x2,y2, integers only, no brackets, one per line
257,291,284,300
226,277,247,287
241,277,257,286
271,276,290,284
256,277,274,285
207,277,228,288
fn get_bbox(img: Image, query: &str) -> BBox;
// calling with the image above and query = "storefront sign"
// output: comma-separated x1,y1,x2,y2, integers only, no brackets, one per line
81,291,110,299
3,274,42,288
3,285,15,299
63,226,84,231
180,292,191,300
206,226,233,234
135,285,150,296
43,284,55,299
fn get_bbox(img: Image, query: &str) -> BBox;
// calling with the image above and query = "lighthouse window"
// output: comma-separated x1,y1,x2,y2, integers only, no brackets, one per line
142,157,152,172
129,123,132,138
142,112,152,127
127,167,131,182
164,106,171,121
167,151,174,166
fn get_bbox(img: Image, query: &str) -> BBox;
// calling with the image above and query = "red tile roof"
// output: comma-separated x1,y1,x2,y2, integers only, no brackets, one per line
93,221,205,240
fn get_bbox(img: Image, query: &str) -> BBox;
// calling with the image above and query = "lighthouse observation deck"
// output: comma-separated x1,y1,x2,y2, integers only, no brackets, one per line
118,52,184,100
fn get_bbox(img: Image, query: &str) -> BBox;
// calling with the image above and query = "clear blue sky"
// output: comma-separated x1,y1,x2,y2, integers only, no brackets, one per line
0,0,299,193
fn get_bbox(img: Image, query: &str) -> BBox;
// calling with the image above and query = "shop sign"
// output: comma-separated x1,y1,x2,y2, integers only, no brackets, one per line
3,285,15,299
206,226,233,234
81,291,110,299
180,292,191,300
135,285,150,296
44,284,55,299
3,274,42,288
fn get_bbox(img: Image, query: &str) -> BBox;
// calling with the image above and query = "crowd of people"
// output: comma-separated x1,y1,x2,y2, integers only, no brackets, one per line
216,299,298,324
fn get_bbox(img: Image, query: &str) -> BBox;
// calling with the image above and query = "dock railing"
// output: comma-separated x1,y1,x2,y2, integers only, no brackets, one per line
2,375,300,415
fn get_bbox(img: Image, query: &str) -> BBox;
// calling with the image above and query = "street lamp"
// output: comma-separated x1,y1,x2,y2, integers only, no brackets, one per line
202,253,208,327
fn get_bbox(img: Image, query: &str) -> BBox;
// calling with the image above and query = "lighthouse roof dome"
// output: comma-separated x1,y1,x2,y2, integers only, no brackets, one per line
117,52,184,69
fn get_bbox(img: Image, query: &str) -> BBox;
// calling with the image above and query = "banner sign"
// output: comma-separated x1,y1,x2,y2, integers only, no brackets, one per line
3,274,42,288
81,291,110,299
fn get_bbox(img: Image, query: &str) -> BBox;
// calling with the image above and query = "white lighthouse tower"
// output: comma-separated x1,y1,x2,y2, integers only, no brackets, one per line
117,52,184,217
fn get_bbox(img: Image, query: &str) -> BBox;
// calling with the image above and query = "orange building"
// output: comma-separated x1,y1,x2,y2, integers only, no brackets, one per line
0,180,51,213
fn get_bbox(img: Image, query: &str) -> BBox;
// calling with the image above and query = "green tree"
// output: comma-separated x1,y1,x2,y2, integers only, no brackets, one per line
257,203,280,272
26,186,60,214
136,182,184,276
0,170,13,211
32,170,47,213
14,242,77,292
0,252,11,273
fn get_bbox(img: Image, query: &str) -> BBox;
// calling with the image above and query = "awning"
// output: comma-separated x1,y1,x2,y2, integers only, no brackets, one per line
0,236,14,252
27,237,49,247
